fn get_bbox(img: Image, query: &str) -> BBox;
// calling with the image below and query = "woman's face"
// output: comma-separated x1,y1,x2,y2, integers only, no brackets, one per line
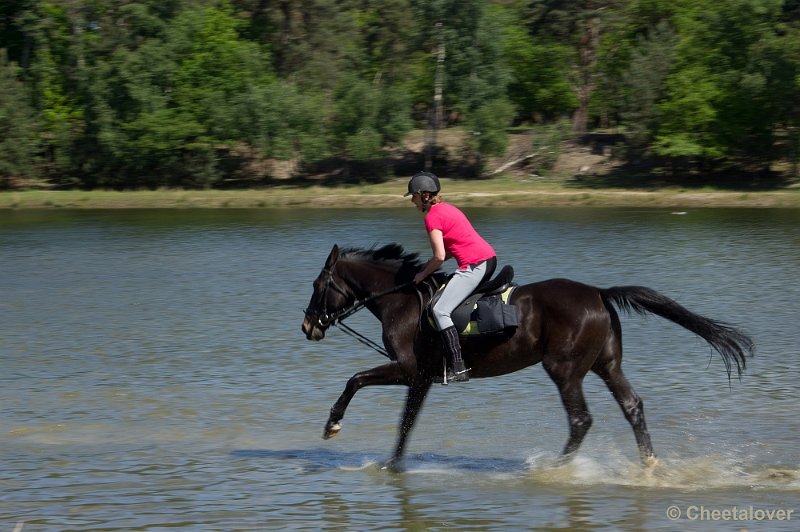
411,192,425,212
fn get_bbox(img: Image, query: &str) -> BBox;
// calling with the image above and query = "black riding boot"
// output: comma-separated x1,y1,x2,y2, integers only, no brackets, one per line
440,326,470,383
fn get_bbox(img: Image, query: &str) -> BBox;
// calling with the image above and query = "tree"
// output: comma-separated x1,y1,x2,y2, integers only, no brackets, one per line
89,2,277,187
0,50,39,187
237,0,363,90
618,21,678,155
591,0,682,152
5,0,800,186
0,0,36,67
653,0,786,169
464,98,515,164
525,0,625,134
410,1,515,172
503,20,577,122
352,0,417,83
237,80,330,164
330,75,412,164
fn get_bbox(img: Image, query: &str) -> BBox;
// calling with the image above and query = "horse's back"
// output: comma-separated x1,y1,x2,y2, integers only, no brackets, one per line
463,277,612,377
515,277,604,308
512,278,612,339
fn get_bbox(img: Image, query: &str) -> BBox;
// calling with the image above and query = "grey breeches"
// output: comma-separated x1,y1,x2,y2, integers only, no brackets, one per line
432,259,494,330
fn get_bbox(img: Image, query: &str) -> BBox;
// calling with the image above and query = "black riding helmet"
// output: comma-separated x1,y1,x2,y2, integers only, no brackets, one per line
404,171,441,197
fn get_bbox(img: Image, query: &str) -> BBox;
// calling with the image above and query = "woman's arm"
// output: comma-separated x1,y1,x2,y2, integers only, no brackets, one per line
414,229,446,283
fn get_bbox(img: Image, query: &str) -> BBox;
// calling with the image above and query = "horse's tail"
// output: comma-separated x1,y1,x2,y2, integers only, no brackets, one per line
601,285,755,380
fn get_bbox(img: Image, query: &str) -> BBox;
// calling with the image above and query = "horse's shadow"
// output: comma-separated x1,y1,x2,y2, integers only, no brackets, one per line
230,448,531,474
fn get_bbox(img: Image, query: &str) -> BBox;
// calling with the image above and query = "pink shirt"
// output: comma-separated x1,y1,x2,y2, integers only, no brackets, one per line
425,202,496,270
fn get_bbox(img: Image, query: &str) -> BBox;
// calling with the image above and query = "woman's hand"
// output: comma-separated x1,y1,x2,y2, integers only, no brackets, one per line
414,257,444,284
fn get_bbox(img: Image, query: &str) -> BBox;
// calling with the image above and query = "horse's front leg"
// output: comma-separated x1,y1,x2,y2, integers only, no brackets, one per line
383,380,433,472
324,361,408,439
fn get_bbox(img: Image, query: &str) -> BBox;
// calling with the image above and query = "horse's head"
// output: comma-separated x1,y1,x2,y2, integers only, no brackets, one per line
302,244,356,341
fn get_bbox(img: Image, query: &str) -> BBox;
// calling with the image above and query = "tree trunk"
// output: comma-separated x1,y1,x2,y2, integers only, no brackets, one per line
426,22,446,171
572,15,601,134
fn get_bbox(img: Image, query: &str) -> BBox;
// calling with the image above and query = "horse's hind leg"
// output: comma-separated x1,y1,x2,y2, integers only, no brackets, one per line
593,352,656,464
545,367,593,463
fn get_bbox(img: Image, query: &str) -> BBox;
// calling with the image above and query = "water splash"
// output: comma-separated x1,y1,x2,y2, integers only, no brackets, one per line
326,448,798,491
523,451,800,491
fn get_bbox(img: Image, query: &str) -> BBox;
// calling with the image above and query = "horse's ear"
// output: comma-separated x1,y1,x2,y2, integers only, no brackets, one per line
325,244,340,269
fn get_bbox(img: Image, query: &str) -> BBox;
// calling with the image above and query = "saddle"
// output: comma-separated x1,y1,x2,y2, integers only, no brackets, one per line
427,265,519,336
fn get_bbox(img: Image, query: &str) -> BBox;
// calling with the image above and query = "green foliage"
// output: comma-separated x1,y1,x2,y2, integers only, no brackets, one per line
169,4,265,128
239,80,329,162
465,98,515,159
655,64,724,159
652,0,787,166
93,2,277,186
411,0,511,115
331,75,412,161
617,22,677,154
378,85,414,145
530,119,572,172
0,51,39,186
1,0,799,187
503,21,577,120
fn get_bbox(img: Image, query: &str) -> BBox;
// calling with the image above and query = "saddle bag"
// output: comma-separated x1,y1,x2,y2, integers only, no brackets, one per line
476,293,519,334
428,284,519,336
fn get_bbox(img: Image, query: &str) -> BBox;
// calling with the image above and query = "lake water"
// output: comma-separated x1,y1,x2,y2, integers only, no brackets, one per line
1,207,798,530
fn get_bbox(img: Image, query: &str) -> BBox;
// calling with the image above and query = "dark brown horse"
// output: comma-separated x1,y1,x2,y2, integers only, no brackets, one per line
302,244,754,470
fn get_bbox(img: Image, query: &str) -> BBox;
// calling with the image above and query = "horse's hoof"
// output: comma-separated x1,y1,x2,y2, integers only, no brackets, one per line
323,422,342,440
381,459,404,473
643,455,660,468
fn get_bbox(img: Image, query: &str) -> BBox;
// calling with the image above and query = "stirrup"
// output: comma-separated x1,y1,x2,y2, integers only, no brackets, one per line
447,368,470,383
441,358,470,385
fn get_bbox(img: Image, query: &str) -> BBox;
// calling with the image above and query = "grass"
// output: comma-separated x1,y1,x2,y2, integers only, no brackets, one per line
3,177,800,209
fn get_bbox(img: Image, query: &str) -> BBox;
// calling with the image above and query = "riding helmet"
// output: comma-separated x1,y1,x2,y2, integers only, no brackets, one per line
404,171,441,197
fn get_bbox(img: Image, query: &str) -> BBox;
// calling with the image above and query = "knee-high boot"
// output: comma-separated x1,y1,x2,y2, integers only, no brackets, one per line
440,326,470,383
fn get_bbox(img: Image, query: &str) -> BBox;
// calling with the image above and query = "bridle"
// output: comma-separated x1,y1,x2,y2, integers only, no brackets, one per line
304,266,354,329
304,264,418,358
305,265,416,328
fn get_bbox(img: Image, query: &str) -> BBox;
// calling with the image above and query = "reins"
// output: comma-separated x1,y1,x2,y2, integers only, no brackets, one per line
330,280,415,324
333,278,442,359
307,256,444,359
335,321,392,359
329,281,416,359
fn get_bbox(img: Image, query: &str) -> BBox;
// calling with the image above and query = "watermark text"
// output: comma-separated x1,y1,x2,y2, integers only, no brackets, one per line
666,505,794,522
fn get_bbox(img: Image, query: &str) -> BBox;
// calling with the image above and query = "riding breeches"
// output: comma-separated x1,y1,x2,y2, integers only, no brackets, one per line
431,257,496,330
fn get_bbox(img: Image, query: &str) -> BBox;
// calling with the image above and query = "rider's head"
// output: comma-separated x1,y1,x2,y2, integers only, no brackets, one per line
404,171,441,212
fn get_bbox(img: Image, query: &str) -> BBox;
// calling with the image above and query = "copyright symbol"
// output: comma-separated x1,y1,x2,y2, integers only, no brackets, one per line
666,506,681,520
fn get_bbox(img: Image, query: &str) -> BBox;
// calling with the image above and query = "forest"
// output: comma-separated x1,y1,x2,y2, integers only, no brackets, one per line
1,0,799,189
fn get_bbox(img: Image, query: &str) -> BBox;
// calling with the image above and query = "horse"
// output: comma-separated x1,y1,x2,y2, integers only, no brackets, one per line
301,243,754,470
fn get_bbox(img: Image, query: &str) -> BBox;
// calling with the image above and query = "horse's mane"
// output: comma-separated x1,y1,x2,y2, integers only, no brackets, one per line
339,243,423,270
338,243,447,286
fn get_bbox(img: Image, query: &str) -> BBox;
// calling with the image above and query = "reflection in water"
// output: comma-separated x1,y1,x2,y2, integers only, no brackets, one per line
1,208,799,529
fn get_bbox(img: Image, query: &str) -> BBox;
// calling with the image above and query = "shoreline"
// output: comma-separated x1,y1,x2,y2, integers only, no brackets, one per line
2,181,800,209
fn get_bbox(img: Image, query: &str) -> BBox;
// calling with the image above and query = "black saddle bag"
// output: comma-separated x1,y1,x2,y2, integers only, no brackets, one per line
475,294,519,335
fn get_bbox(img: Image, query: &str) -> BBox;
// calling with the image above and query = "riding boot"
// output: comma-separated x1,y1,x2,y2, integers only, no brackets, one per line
440,325,470,383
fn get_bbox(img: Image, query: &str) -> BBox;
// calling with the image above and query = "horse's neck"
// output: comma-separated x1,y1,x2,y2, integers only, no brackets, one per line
342,261,417,320
342,261,398,299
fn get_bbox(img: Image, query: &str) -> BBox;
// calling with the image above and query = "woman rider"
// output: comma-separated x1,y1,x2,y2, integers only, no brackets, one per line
406,171,497,383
